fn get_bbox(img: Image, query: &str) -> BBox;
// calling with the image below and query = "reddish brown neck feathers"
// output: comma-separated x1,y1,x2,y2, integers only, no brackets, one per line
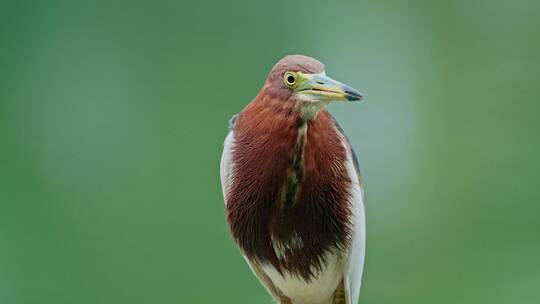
226,96,353,280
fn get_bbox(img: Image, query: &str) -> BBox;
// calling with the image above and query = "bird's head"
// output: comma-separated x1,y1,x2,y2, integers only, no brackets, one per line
259,55,363,120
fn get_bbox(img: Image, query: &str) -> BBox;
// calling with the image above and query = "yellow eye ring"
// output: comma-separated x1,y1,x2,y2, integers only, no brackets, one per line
284,72,296,87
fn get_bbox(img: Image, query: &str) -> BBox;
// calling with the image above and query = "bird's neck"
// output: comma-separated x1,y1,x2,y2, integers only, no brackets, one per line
281,120,307,210
237,97,313,210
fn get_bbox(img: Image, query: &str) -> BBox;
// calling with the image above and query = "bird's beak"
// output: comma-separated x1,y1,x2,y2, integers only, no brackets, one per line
295,72,363,102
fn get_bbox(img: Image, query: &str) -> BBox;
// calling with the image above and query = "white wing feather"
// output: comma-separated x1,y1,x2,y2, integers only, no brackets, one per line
220,130,235,204
343,147,366,304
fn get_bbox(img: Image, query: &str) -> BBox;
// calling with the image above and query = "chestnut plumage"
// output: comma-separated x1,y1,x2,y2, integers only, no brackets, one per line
221,55,366,304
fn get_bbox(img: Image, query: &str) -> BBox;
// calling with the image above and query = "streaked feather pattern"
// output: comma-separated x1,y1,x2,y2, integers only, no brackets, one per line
221,114,365,304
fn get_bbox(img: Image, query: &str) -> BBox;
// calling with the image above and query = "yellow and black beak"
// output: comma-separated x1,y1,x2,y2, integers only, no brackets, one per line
294,72,363,102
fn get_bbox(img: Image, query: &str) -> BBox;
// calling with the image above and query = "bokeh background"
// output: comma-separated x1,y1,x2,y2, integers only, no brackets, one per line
1,0,540,303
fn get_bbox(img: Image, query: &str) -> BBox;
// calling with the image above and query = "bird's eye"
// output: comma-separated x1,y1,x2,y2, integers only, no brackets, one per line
284,72,296,87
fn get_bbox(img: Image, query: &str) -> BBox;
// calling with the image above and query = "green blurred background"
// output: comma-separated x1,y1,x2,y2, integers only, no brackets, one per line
1,0,539,303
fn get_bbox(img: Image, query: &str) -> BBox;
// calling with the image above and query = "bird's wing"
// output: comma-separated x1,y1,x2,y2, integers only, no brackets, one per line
333,119,366,304
220,115,238,204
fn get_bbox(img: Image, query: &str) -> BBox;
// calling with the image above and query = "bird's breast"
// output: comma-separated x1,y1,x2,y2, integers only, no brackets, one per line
226,106,354,280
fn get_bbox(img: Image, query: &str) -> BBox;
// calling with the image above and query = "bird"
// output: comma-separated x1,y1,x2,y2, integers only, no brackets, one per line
220,55,366,304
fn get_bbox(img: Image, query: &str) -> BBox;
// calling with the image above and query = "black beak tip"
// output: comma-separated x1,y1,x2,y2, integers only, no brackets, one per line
345,90,364,101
